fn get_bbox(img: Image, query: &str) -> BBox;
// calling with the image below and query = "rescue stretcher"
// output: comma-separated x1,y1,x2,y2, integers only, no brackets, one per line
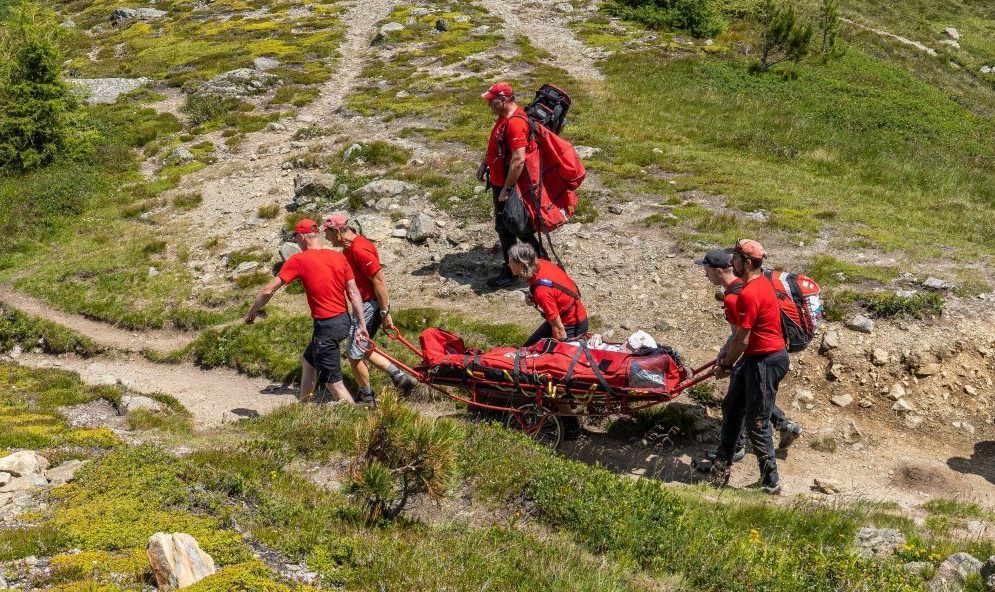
365,327,716,448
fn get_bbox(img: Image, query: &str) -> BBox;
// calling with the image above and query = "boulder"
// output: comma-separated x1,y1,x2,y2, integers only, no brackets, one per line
357,179,417,198
342,143,363,162
71,78,150,105
196,69,278,97
556,2,574,11
871,348,889,366
234,261,260,274
982,65,993,74
830,394,853,408
854,527,906,559
904,414,924,429
120,395,166,414
169,147,194,163
840,419,862,443
0,473,49,492
253,56,281,71
573,146,601,159
812,478,841,494
846,315,874,334
279,242,301,262
924,277,954,290
407,213,437,242
380,22,404,35
980,555,995,590
928,553,981,592
147,533,217,590
951,421,975,434
820,329,841,352
44,460,88,487
0,451,49,478
112,7,167,24
937,39,961,49
942,27,960,40
294,172,337,199
887,383,907,401
892,398,915,414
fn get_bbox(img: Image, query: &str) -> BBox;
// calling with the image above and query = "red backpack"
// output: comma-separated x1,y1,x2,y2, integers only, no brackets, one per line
729,271,824,353
498,110,585,233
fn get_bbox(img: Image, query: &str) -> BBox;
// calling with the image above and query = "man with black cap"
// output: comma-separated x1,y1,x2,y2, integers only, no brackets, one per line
477,81,546,289
695,248,802,464
245,218,367,404
707,239,791,495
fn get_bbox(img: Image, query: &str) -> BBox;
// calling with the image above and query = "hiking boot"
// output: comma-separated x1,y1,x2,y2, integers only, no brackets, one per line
778,421,803,449
705,446,746,463
393,373,419,396
760,482,782,496
357,394,377,408
561,416,582,441
485,268,517,290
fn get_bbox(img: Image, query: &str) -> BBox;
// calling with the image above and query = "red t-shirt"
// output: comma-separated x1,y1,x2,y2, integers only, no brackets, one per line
736,275,786,355
529,260,587,326
722,278,744,326
486,106,531,187
278,249,355,319
343,235,382,303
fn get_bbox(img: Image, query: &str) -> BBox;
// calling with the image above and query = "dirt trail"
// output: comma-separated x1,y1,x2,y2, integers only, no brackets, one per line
0,283,199,353
19,352,288,428
477,0,605,81
840,17,938,56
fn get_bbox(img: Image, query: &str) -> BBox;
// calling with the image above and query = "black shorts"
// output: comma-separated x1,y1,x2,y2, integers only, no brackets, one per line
303,313,351,384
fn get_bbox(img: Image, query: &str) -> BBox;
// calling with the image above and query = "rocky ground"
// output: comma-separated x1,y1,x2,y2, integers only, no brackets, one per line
2,0,994,560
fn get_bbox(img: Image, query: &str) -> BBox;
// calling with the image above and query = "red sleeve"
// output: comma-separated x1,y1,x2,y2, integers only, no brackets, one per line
355,246,382,279
737,289,757,330
341,257,355,282
277,255,300,285
723,294,737,326
504,116,529,152
533,287,560,322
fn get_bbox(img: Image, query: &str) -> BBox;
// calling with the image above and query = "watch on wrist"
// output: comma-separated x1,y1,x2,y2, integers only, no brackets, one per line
379,307,390,318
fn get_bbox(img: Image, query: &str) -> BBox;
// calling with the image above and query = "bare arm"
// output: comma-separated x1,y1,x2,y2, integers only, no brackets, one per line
476,159,488,182
549,315,567,340
245,277,284,323
498,147,526,201
716,326,750,377
371,270,394,329
347,279,368,339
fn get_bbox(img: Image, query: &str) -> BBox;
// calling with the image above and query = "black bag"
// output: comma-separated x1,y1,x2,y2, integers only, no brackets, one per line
525,84,571,135
501,190,534,241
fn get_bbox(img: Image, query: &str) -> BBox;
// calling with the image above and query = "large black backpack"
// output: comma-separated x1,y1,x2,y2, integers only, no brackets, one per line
525,84,571,135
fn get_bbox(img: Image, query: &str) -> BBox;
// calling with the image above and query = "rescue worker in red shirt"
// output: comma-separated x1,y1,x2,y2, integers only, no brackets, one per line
321,214,418,405
245,219,367,405
709,239,790,495
477,82,546,290
507,243,588,346
696,249,801,465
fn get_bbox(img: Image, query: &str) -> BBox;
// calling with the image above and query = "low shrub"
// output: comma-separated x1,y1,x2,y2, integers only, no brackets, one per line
605,0,726,37
257,203,280,219
171,192,203,211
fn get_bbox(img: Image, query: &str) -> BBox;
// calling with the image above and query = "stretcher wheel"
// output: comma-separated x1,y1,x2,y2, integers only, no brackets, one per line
503,404,562,449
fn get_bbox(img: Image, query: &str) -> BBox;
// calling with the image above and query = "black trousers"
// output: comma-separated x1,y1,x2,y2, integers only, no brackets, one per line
524,318,589,347
718,350,790,487
493,186,545,265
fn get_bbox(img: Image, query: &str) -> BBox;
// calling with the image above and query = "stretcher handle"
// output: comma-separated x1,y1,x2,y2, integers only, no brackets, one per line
382,326,425,360
694,359,718,375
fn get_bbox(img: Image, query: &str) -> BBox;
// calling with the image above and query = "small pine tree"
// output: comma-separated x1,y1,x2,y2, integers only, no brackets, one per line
0,6,95,172
756,0,814,72
818,0,845,61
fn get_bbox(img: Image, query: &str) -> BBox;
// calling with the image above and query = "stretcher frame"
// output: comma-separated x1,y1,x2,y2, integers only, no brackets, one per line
364,328,717,448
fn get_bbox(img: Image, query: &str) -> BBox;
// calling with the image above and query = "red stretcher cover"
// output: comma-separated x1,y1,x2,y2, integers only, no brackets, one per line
418,328,682,395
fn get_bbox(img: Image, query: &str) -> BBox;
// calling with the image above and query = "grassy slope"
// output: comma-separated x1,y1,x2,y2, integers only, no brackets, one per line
0,0,346,330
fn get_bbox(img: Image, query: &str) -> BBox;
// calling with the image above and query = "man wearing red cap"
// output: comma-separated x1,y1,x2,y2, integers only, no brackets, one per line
709,239,790,495
477,82,546,289
322,214,418,405
245,218,367,404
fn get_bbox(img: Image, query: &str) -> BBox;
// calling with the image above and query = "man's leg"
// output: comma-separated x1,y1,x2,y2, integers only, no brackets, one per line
772,402,803,449
315,314,355,404
744,352,788,491
327,380,355,404
716,365,748,464
300,357,317,402
487,187,519,289
346,302,380,403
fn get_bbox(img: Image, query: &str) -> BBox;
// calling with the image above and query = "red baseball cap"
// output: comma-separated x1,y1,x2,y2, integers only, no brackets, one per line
481,82,513,100
733,239,766,261
320,214,349,231
294,218,319,235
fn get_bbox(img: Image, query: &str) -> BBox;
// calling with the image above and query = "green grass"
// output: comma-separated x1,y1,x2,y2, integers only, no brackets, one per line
807,255,898,286
0,305,101,356
568,47,995,259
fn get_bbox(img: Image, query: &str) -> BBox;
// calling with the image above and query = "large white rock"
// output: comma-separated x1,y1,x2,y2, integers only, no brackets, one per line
147,532,216,590
0,451,49,478
929,552,981,592
121,395,166,414
71,78,149,105
45,460,88,487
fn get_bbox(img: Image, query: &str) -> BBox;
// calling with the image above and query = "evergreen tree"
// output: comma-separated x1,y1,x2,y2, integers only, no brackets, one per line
0,5,94,172
818,0,845,61
757,0,814,72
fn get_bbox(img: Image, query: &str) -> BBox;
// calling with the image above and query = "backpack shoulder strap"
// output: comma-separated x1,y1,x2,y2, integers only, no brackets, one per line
531,278,581,300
